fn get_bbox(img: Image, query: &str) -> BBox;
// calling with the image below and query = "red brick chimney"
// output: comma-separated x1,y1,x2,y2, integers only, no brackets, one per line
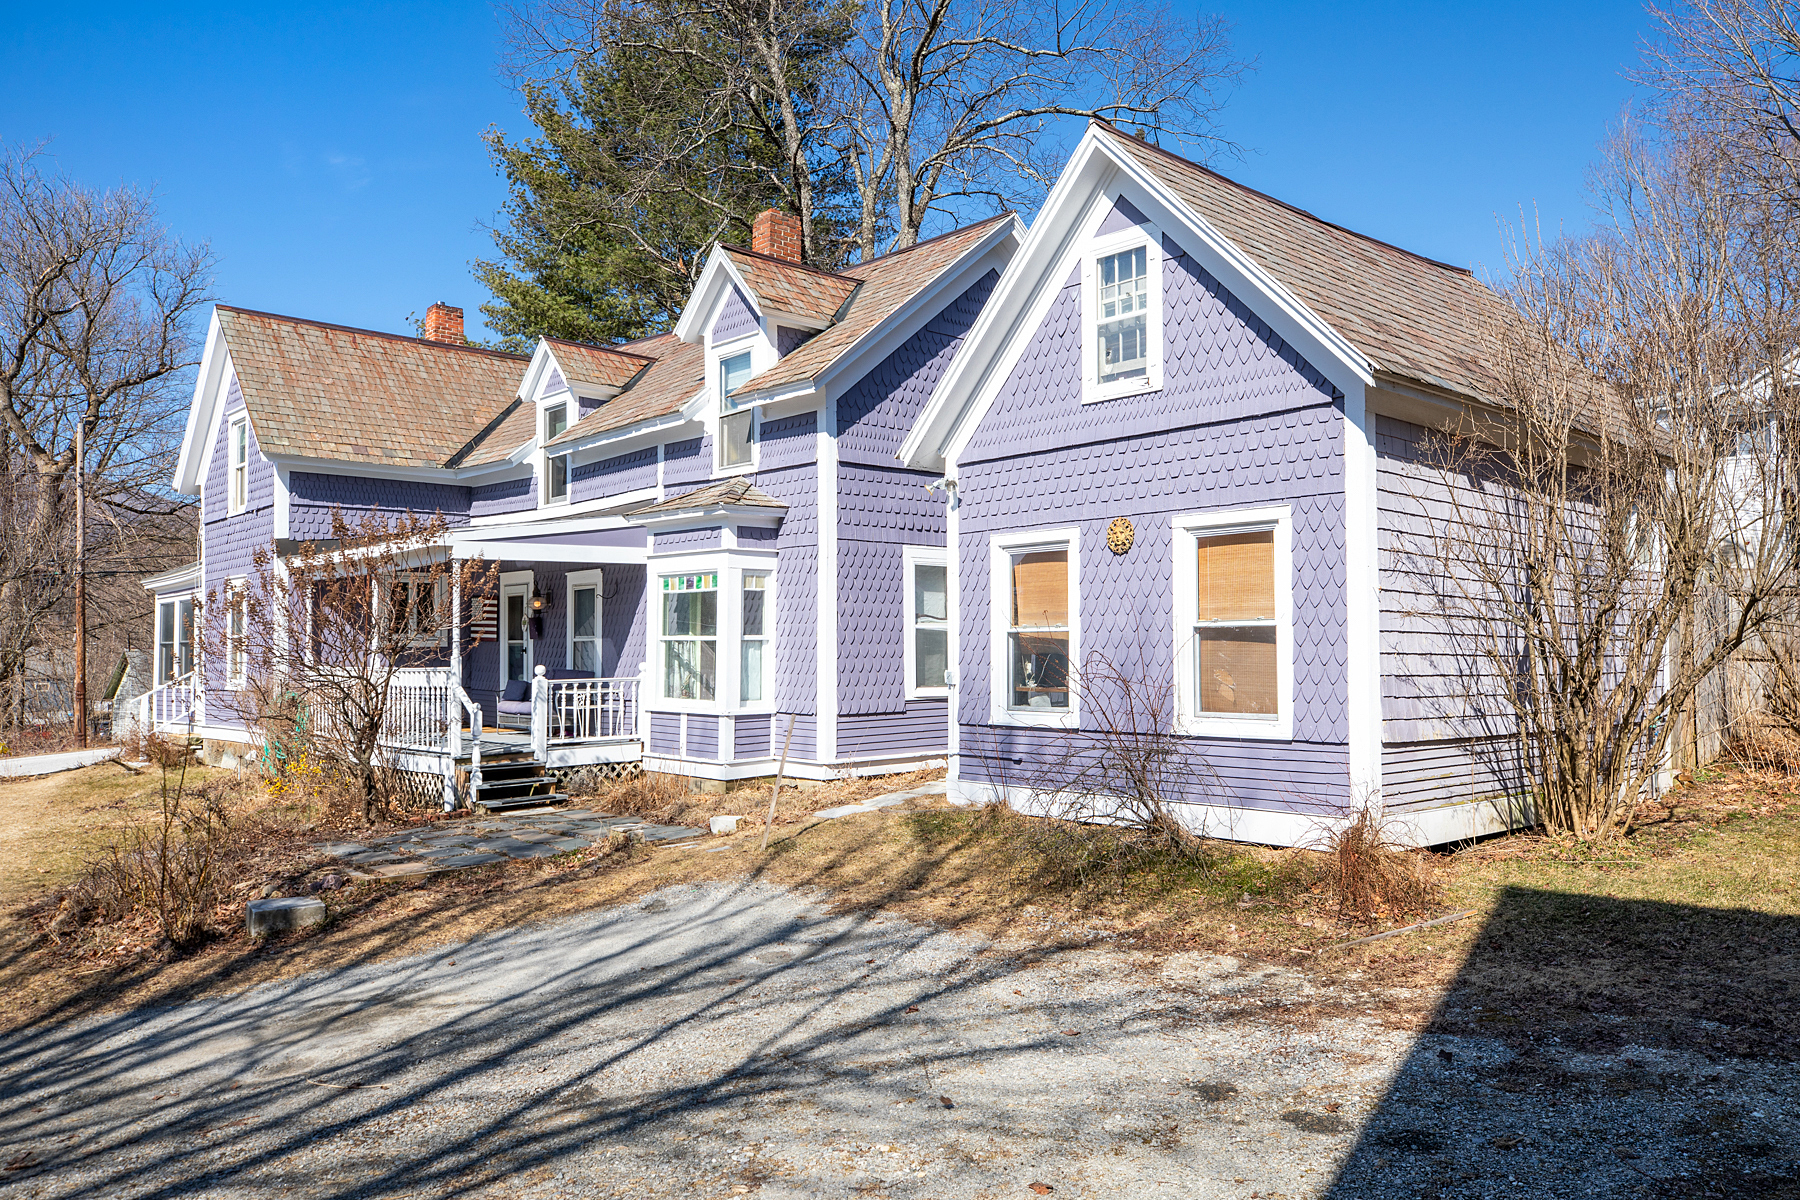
423,302,464,344
751,210,803,263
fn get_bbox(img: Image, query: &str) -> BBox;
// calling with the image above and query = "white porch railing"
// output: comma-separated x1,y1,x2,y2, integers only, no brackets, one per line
140,673,197,733
378,667,484,810
541,674,640,747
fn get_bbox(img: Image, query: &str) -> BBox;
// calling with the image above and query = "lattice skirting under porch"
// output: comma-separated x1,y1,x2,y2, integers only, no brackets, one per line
553,761,644,796
383,768,447,812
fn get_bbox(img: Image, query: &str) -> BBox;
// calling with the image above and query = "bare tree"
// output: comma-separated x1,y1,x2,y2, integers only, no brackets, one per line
0,144,211,733
207,511,496,824
1395,119,1800,838
833,0,1245,256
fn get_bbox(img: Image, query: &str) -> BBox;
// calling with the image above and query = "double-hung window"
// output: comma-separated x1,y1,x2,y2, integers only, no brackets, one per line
386,573,447,647
1174,506,1293,739
740,572,769,703
570,576,600,674
905,550,948,698
661,572,717,701
544,403,570,503
1082,222,1162,403
226,584,248,689
228,416,249,514
990,530,1079,723
156,597,195,684
719,351,754,468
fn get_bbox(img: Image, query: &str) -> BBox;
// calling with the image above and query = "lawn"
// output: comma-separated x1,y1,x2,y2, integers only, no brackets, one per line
3,758,1797,1045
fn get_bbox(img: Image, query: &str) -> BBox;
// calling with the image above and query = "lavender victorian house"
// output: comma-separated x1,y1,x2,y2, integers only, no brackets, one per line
140,210,1022,802
902,122,1562,847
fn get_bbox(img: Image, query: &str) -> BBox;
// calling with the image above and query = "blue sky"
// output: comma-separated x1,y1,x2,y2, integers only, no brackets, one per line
1,1,1651,345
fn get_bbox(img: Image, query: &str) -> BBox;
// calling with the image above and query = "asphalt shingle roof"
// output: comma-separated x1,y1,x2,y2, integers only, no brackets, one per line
634,477,787,516
720,249,859,324
543,338,655,392
1098,123,1510,402
217,307,527,469
546,333,706,448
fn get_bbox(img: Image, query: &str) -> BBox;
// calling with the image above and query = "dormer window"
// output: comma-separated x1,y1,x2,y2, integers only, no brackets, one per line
544,403,569,503
719,351,754,469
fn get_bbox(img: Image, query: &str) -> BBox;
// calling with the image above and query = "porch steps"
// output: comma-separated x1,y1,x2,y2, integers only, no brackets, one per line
468,755,566,813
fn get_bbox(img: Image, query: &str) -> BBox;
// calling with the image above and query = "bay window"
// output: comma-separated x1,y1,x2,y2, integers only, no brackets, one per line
740,572,768,703
661,572,717,701
1173,506,1293,739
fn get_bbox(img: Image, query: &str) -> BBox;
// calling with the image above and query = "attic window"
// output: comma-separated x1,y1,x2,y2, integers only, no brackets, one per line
544,403,569,503
1082,226,1163,403
719,351,754,469
227,415,248,514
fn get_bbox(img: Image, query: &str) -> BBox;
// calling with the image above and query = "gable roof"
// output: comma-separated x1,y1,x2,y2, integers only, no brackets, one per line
734,214,1017,399
543,338,655,392
1095,122,1507,402
718,248,860,324
216,307,528,469
546,332,707,449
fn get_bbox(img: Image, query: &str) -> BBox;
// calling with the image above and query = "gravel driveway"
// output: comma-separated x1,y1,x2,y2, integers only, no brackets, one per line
1,881,1793,1198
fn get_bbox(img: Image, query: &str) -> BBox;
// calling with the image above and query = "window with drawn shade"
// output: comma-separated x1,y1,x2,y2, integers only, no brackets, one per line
1097,245,1149,383
1008,550,1070,709
661,573,717,701
740,573,768,704
1193,531,1277,716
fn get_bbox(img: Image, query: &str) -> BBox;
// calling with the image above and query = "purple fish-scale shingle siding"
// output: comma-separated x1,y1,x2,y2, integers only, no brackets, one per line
776,326,810,357
713,285,759,344
738,525,778,543
685,715,719,760
201,374,274,729
965,238,1341,463
837,270,998,465
837,466,947,717
751,463,817,717
471,475,535,517
1095,194,1150,238
758,412,816,470
289,473,471,540
653,526,721,554
663,436,712,487
572,446,656,503
957,246,1351,809
602,565,647,678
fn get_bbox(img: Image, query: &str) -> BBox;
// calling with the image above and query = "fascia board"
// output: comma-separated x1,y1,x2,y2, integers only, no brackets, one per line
263,451,516,484
633,504,784,533
174,310,230,494
673,247,760,343
519,340,561,405
453,510,642,541
552,403,702,458
140,562,201,593
762,307,832,332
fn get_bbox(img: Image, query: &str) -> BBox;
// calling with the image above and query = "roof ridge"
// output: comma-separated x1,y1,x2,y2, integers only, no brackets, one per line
542,335,657,364
1092,121,1474,279
718,244,855,281
216,305,532,360
844,212,1014,276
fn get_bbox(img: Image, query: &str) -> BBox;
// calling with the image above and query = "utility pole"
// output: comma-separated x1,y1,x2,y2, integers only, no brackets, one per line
73,418,86,748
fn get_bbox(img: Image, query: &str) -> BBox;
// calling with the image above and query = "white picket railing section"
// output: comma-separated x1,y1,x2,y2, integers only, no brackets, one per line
545,676,639,745
140,673,197,732
380,669,457,750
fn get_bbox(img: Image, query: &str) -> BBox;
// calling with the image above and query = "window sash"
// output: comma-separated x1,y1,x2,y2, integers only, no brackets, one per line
740,572,768,704
910,562,947,692
547,453,569,501
1097,246,1150,383
504,591,529,682
1196,531,1275,621
720,352,752,408
1007,549,1070,709
229,419,248,511
721,410,753,467
1194,622,1278,716
571,584,599,673
661,575,718,702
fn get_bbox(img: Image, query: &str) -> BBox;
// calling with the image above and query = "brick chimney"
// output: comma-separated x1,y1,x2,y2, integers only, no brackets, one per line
751,210,803,263
423,302,464,344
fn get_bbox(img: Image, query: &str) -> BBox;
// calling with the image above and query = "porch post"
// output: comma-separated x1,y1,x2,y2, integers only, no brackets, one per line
531,664,549,761
444,566,463,810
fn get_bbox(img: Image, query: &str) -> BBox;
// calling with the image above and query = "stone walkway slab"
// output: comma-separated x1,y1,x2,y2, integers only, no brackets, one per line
317,807,704,876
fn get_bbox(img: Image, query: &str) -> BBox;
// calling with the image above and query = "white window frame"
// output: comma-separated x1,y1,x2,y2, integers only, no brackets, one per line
227,414,249,514
738,568,773,707
1171,504,1294,741
1080,223,1164,405
566,568,605,675
657,568,721,707
542,402,571,505
501,570,535,685
715,345,759,475
226,578,248,690
903,546,949,700
988,527,1080,729
156,594,197,685
386,572,449,649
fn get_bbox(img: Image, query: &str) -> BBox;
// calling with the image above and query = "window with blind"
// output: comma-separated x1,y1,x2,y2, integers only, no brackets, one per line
1008,548,1071,709
1193,529,1278,717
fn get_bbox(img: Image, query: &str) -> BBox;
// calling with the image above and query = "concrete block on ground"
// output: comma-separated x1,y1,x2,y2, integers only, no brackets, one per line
709,815,744,835
247,897,326,938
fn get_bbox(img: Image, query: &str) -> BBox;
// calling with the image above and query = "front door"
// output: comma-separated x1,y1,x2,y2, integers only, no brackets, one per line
503,581,532,683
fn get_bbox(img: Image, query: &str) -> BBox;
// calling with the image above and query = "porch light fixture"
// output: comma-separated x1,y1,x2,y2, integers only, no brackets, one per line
530,589,548,613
